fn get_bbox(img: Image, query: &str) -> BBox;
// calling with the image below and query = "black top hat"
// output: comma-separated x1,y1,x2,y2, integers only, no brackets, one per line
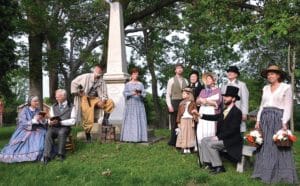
222,86,240,100
226,66,240,76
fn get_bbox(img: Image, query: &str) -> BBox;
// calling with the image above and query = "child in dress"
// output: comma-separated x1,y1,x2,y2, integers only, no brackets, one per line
176,88,199,153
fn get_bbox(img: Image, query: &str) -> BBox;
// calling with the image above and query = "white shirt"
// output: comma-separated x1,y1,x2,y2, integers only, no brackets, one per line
256,83,292,124
49,101,76,126
182,101,193,118
166,76,189,108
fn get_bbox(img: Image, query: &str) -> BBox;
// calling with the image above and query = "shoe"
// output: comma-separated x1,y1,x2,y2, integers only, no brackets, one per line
43,157,50,165
186,149,191,154
57,154,65,162
211,166,226,174
86,133,91,143
202,162,213,170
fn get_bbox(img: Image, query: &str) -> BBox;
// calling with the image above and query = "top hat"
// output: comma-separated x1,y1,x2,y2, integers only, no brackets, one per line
261,65,287,79
226,66,240,76
222,86,240,100
202,72,217,85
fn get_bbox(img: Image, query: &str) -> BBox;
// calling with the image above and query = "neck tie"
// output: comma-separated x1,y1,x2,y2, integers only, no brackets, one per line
223,108,230,119
59,104,64,112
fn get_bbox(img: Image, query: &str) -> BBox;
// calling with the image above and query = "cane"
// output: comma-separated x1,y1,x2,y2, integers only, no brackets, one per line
195,121,202,168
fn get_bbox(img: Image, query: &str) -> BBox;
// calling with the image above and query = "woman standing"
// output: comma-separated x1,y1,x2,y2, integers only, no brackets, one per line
188,70,204,103
196,72,222,145
252,65,298,184
120,68,148,142
0,96,47,163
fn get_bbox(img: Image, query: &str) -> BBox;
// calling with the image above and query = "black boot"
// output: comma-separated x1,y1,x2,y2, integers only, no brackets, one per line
102,113,110,126
86,132,91,143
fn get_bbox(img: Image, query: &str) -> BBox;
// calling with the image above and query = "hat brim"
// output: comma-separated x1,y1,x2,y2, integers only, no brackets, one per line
222,94,240,100
226,69,240,76
261,69,287,79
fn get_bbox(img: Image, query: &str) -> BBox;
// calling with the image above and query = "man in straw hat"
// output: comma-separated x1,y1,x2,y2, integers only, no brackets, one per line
221,66,249,133
71,64,115,142
199,86,243,174
166,63,189,146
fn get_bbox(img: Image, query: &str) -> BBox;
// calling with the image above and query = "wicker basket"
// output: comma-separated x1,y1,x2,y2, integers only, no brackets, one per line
275,139,292,147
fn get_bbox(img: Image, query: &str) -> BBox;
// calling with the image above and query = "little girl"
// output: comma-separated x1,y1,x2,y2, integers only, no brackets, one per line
176,87,199,153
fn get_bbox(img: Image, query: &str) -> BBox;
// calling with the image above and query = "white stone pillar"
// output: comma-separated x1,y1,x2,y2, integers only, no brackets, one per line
104,1,129,127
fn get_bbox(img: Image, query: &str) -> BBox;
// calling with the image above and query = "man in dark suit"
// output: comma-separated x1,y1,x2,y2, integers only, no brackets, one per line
199,86,243,174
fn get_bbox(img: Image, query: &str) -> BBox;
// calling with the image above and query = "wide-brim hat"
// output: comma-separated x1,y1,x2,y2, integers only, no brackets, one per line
226,66,240,76
222,86,240,100
182,87,193,93
103,99,115,113
261,65,287,79
202,72,217,85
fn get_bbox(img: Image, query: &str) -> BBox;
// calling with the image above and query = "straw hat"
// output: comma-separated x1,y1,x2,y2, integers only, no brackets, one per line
202,72,217,85
261,65,287,79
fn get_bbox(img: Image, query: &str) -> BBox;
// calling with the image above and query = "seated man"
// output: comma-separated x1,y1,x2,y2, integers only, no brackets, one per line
71,64,114,142
43,89,76,164
199,86,243,174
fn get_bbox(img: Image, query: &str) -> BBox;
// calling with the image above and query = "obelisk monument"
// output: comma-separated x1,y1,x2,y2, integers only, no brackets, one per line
104,0,129,129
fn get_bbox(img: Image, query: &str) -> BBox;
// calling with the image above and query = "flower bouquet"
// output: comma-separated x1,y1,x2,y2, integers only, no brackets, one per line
273,129,297,147
245,129,263,147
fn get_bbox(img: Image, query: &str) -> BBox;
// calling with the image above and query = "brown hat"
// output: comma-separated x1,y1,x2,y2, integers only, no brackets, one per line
261,65,287,79
182,87,193,93
202,72,217,85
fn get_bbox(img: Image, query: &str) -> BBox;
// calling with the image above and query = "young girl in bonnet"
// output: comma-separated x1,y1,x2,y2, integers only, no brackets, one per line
175,87,199,153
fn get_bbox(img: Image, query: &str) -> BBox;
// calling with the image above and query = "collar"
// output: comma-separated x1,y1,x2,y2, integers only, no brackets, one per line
59,100,68,107
224,104,234,112
228,79,239,84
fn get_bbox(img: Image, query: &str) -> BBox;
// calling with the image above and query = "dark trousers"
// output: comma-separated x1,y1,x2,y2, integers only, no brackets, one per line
43,126,71,157
168,99,182,146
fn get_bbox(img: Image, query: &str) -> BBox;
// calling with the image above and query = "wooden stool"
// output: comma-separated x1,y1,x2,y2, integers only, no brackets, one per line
101,125,116,142
65,134,75,153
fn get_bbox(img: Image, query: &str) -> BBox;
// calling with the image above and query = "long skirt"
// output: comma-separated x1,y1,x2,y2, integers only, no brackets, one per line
197,105,216,144
176,118,195,148
252,107,298,184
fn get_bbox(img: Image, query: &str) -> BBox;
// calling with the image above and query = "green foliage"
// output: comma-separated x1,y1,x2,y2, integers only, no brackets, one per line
0,127,299,185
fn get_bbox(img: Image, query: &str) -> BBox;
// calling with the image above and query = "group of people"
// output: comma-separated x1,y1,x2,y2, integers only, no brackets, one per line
0,65,148,165
166,64,297,184
0,63,298,184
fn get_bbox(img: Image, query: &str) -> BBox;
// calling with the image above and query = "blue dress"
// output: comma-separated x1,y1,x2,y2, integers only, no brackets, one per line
120,81,148,142
0,106,47,163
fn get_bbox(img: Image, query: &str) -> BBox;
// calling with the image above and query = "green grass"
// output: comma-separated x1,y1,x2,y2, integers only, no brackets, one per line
0,126,299,186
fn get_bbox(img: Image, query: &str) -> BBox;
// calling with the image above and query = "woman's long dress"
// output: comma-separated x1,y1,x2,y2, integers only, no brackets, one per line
120,81,148,142
196,87,222,144
252,83,298,184
0,106,47,163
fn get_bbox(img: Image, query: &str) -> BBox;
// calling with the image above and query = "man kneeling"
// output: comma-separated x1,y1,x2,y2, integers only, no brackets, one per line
199,86,243,174
43,89,76,164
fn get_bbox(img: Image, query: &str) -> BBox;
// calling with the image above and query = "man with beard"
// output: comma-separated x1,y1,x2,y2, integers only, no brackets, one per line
71,65,114,142
198,86,243,174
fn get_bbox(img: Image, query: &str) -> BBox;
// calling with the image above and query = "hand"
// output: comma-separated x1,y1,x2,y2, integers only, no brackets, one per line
199,98,206,105
211,136,218,141
255,121,260,129
242,114,247,121
282,123,288,130
34,114,42,122
97,100,105,108
191,109,199,116
175,128,180,135
79,91,85,97
168,106,174,113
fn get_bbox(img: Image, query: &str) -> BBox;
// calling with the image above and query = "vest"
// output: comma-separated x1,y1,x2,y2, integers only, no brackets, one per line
52,102,73,121
171,76,187,100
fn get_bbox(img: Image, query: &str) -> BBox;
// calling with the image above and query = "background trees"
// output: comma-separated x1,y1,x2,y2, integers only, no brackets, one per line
1,0,299,129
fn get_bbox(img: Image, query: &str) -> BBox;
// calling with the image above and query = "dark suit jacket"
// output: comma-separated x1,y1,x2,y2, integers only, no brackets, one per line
201,105,243,162
189,82,204,99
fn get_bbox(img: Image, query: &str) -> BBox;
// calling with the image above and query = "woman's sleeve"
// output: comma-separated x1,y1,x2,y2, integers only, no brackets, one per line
256,87,265,122
18,109,33,130
123,83,133,98
282,85,292,124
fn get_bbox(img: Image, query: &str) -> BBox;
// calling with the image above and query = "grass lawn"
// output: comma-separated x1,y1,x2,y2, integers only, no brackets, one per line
0,126,299,186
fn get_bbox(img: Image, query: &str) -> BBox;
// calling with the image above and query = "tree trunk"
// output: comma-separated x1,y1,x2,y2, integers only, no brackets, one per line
143,29,165,128
288,44,295,132
28,33,44,109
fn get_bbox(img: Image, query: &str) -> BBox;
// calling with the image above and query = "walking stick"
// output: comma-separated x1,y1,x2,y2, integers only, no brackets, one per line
195,121,202,168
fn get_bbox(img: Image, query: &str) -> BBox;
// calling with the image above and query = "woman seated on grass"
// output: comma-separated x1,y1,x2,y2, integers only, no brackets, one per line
0,96,47,163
